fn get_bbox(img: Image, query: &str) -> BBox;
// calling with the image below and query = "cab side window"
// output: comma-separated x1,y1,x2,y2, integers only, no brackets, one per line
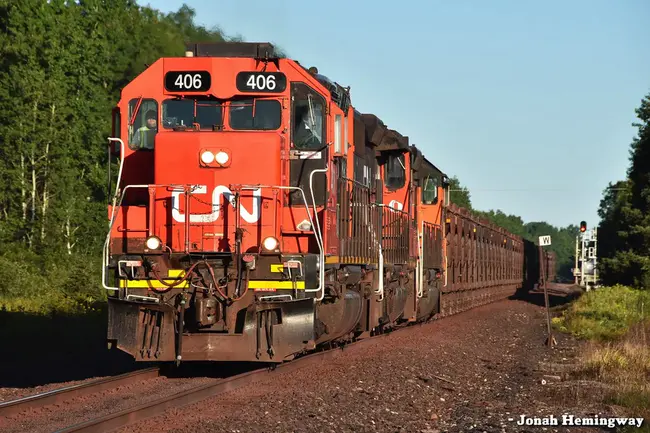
291,83,326,150
422,175,438,204
385,153,406,189
128,98,158,151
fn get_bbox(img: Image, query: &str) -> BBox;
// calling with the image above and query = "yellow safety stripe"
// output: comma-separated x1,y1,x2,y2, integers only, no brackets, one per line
248,280,306,290
119,279,189,289
119,269,187,289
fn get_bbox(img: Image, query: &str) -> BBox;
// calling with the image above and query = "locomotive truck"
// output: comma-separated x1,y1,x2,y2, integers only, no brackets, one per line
103,42,555,364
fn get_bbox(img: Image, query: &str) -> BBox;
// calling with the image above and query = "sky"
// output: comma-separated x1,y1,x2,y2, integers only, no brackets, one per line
146,0,650,229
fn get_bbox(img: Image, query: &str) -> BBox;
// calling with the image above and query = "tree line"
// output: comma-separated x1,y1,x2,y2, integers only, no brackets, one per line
0,1,586,312
597,93,650,289
0,1,240,310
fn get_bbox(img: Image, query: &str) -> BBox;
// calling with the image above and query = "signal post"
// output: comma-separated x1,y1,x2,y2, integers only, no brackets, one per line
573,221,599,290
538,235,556,347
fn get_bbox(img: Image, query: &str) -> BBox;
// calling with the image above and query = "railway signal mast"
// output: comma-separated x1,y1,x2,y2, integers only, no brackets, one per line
573,221,599,290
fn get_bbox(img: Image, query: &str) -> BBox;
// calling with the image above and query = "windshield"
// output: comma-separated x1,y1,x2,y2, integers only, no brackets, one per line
161,98,281,131
229,99,282,130
162,99,223,130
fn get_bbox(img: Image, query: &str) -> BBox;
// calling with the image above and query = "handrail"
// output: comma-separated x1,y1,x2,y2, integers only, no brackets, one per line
309,167,328,302
102,138,125,292
417,218,424,299
102,183,187,292
237,183,325,301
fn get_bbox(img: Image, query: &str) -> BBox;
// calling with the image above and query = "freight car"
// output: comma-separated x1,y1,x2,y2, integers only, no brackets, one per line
102,42,555,364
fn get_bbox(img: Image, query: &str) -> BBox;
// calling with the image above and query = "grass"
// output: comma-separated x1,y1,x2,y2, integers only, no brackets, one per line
0,292,104,316
553,285,650,431
0,249,106,316
552,284,650,340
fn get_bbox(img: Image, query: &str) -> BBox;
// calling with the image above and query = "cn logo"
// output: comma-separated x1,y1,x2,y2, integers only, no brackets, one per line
388,200,404,211
171,185,261,224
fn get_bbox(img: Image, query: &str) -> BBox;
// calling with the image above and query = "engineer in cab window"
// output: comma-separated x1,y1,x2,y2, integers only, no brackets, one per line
293,101,322,148
133,110,157,150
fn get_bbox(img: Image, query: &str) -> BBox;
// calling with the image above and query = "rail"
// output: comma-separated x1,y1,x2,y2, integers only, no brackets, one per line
378,203,412,264
51,305,455,433
0,368,160,417
336,178,379,263
422,221,443,269
236,183,325,301
102,137,125,292
102,136,327,302
101,183,196,292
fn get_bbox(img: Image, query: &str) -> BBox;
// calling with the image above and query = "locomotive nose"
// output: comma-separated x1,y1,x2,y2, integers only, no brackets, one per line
152,133,282,254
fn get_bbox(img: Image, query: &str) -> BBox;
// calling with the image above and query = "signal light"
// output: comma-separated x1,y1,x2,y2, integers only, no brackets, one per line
580,221,587,232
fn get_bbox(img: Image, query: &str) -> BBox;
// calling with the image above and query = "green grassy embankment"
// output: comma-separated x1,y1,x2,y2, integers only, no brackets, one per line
553,285,650,429
0,250,106,316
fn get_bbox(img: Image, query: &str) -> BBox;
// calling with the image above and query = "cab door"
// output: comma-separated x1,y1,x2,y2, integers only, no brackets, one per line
288,83,328,207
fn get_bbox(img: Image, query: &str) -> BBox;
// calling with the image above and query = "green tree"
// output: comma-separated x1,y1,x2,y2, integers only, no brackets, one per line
597,93,650,289
0,1,244,308
447,175,472,209
597,180,632,285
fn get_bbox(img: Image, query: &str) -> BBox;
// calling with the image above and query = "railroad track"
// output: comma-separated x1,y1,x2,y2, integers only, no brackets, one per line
0,367,161,418
49,326,416,433
5,289,569,433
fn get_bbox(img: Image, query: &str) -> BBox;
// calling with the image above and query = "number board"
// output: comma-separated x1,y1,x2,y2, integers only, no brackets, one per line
164,71,211,92
236,72,286,93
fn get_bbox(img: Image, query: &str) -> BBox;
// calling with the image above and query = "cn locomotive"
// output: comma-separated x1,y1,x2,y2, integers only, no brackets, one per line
103,42,555,364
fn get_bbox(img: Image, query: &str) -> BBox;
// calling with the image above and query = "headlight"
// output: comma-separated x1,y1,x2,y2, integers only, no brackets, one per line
262,236,279,251
215,151,229,165
201,151,215,164
145,235,162,250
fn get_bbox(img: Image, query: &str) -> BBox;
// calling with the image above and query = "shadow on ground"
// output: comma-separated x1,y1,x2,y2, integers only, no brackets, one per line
0,304,144,388
0,304,276,389
511,283,585,309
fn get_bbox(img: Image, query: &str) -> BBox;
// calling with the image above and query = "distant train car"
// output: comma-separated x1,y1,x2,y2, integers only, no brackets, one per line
102,42,555,364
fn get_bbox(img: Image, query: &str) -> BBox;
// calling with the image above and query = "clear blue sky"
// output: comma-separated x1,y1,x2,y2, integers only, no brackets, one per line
145,0,649,229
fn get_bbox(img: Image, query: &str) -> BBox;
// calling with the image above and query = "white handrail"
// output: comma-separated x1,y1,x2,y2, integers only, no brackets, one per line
238,183,325,300
417,219,424,299
308,167,328,302
102,137,125,292
102,183,162,292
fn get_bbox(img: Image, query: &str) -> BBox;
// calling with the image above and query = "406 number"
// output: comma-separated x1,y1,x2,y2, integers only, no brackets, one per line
175,74,202,89
236,72,286,93
164,71,211,92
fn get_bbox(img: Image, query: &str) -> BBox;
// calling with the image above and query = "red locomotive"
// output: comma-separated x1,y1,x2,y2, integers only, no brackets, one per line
104,42,554,364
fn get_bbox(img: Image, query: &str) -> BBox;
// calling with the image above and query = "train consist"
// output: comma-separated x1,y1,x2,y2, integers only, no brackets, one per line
103,42,556,364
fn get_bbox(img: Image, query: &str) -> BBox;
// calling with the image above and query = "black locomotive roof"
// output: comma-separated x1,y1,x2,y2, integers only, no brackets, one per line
185,42,276,59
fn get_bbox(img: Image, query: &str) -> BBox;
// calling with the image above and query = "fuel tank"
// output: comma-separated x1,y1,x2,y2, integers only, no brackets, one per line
314,290,363,345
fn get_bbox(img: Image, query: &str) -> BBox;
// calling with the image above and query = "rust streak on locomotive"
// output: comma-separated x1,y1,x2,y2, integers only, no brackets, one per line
102,42,555,364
